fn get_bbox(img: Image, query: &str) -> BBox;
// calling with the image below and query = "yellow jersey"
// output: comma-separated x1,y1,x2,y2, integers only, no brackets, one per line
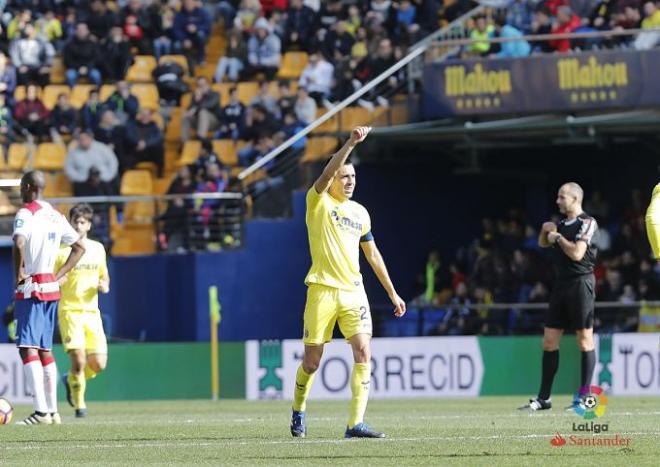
646,183,660,222
304,188,372,291
55,238,108,313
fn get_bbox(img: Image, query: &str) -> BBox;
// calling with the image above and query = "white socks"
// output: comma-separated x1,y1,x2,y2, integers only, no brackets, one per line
42,356,58,414
22,356,48,414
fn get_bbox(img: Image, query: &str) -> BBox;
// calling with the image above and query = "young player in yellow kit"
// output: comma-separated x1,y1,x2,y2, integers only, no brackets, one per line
290,126,407,439
56,203,110,417
645,183,660,261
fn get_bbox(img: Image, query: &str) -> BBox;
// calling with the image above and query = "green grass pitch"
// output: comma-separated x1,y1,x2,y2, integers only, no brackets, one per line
1,396,659,465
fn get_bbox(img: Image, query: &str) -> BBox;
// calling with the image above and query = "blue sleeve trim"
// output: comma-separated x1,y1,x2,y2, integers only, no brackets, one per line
360,231,374,242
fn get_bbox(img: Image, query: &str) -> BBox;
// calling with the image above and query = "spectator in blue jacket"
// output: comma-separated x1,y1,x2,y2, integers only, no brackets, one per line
506,0,534,34
493,16,531,58
80,88,105,131
104,81,140,124
0,52,17,104
49,93,78,143
125,107,165,177
285,0,317,51
173,0,212,64
216,86,246,140
243,17,282,80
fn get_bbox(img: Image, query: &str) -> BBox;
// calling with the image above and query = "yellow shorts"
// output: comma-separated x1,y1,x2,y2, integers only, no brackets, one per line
58,310,108,353
303,284,372,345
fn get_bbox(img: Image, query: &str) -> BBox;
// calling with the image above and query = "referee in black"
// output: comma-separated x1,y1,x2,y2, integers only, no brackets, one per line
521,182,598,411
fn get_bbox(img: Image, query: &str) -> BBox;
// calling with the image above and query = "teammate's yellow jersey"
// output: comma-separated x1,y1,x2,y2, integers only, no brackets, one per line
646,183,660,221
646,183,660,259
304,187,372,291
54,238,108,312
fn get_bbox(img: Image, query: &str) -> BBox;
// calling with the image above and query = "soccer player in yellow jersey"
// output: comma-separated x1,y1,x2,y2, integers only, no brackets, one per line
290,126,406,439
645,183,660,261
56,203,110,418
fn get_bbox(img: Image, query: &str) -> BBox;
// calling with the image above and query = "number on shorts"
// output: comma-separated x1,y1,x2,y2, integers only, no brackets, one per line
359,306,368,321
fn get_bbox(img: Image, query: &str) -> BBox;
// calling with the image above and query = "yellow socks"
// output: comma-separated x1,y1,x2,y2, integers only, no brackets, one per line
68,372,86,410
292,365,316,412
348,362,371,428
84,365,97,380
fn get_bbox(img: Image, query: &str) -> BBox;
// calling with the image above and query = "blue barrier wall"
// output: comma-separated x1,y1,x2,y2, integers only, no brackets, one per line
1,157,653,342
0,164,556,343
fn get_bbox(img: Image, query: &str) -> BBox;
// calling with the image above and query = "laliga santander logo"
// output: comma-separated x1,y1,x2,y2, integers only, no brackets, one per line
548,385,631,448
573,385,608,420
550,433,567,447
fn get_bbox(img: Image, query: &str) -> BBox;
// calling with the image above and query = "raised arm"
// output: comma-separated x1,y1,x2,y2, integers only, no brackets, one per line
361,240,406,317
313,126,371,194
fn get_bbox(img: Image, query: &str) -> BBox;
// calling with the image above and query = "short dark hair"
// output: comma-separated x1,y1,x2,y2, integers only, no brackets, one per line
21,170,46,191
493,14,507,28
69,203,94,222
201,138,213,152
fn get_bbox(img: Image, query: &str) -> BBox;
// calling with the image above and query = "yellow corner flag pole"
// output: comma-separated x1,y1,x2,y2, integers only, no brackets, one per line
209,286,222,401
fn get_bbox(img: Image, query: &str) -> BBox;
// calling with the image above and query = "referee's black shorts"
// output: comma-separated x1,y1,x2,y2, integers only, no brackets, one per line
546,274,595,330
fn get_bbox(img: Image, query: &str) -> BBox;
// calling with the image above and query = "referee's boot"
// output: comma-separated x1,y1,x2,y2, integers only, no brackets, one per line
518,397,552,411
344,422,386,438
290,409,306,438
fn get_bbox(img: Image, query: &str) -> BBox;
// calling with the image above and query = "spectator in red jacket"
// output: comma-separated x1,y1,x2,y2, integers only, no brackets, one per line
14,83,49,140
549,6,581,52
544,0,570,15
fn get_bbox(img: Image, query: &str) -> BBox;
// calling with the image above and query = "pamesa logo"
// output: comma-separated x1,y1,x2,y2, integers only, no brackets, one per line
572,385,608,420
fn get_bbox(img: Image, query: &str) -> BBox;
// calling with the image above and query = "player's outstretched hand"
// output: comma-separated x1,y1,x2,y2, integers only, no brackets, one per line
57,275,68,286
350,126,371,144
391,293,406,318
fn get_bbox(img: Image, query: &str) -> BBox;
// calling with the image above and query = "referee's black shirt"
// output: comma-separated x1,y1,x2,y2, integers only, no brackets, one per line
550,213,598,280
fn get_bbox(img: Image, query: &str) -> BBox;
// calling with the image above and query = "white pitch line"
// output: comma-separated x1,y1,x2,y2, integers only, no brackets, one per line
3,432,660,451
70,411,660,426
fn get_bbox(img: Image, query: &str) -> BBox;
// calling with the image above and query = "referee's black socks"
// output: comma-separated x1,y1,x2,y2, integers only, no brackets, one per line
538,350,559,401
581,349,596,388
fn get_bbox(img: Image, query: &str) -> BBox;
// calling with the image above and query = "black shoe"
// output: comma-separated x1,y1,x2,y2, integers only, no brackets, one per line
344,422,386,438
75,409,87,418
290,410,306,438
518,397,552,411
61,373,74,408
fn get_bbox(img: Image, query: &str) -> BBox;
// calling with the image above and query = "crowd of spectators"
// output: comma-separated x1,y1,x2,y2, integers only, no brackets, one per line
409,188,660,336
4,0,659,255
0,0,451,252
463,0,660,58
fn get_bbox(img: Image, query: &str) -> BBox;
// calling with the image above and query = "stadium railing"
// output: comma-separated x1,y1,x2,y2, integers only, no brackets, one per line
373,301,654,337
0,186,245,255
426,27,660,55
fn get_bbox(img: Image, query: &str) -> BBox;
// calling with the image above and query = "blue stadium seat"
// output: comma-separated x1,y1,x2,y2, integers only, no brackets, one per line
422,308,449,335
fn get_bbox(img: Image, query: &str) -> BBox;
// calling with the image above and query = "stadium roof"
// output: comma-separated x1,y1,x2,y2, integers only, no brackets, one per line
370,109,660,149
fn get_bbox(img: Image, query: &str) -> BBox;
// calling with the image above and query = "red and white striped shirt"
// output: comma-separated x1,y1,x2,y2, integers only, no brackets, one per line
12,200,79,301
